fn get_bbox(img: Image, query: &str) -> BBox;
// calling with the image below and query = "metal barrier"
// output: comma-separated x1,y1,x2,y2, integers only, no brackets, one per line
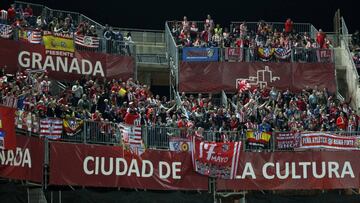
114,28,165,46
166,21,179,90
137,54,167,64
341,17,360,110
176,47,334,63
230,21,313,34
142,125,181,149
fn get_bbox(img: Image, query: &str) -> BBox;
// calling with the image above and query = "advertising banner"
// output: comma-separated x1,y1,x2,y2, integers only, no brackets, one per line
0,135,44,183
0,106,16,149
179,62,336,93
0,38,134,81
182,47,218,62
49,141,208,190
217,151,360,190
192,139,241,179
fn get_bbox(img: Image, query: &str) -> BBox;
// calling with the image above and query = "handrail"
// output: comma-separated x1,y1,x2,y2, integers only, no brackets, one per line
341,17,359,80
165,21,178,48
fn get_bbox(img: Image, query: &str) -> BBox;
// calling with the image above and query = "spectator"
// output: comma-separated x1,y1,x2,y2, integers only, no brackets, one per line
352,30,360,48
124,32,133,56
71,81,83,106
285,18,293,33
316,29,326,48
103,25,114,53
336,112,347,131
7,4,16,23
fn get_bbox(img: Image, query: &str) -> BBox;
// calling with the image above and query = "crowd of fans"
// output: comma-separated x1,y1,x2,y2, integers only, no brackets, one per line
171,16,333,50
0,3,134,55
1,67,358,143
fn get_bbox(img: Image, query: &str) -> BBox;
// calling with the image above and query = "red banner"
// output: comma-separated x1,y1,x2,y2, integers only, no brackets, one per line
179,62,336,93
297,132,360,150
49,141,208,190
0,135,44,183
217,151,360,190
0,38,134,81
275,132,360,150
192,139,241,179
0,106,16,149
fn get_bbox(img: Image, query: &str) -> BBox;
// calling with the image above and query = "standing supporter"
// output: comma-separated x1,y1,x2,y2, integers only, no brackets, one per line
7,4,16,23
182,16,190,32
336,112,347,131
284,18,293,33
103,25,114,53
316,29,326,48
72,81,83,106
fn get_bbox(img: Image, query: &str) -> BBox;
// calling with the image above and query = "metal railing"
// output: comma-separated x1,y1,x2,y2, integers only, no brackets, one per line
340,17,360,110
113,27,165,46
137,54,167,65
166,21,179,90
176,47,334,63
230,21,313,35
16,113,360,152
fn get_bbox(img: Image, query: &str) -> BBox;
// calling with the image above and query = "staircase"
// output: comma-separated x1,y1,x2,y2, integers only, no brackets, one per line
28,188,47,203
334,42,360,110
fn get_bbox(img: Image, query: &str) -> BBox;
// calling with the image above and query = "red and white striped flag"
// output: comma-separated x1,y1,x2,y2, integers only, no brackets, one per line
119,123,142,146
40,118,63,140
75,34,100,48
0,23,13,38
119,123,144,155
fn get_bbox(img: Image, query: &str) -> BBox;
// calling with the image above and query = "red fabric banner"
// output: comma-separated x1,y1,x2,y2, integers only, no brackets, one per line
0,38,134,81
0,106,16,149
0,135,44,183
49,141,208,190
179,62,336,93
192,139,242,179
217,151,360,190
275,132,360,150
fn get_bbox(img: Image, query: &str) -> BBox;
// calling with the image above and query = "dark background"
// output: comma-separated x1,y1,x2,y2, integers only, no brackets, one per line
1,0,358,32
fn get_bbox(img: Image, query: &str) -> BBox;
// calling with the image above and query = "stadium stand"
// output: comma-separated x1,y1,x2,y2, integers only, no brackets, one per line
1,1,360,203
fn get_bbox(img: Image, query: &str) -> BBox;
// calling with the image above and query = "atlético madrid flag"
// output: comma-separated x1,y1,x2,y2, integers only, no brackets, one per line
0,105,16,149
192,138,242,179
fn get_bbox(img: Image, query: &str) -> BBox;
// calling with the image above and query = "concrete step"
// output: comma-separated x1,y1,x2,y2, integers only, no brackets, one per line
336,69,348,98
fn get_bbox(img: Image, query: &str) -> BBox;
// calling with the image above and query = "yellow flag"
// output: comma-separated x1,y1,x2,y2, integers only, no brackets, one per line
43,34,75,52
